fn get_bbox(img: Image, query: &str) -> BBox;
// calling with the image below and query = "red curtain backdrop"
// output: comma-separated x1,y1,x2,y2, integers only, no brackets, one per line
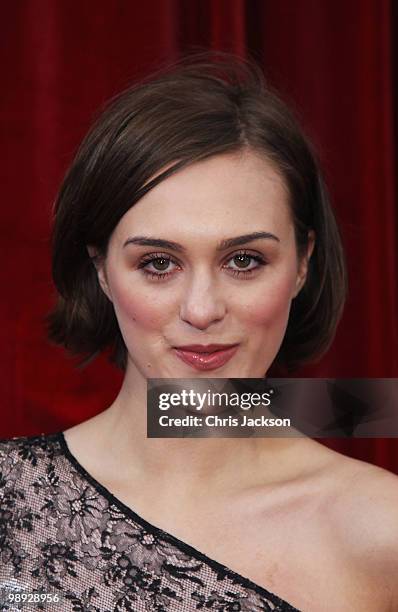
1,1,397,471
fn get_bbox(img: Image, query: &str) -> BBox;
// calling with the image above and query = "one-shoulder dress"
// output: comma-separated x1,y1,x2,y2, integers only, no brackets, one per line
0,432,300,611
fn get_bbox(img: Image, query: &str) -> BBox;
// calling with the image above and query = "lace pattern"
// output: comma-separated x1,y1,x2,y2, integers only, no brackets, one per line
0,433,300,611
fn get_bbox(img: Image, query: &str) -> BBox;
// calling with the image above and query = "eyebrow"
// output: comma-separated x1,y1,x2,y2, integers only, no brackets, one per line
123,231,280,252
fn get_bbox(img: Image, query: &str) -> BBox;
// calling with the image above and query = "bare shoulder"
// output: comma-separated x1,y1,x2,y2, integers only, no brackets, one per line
322,448,398,609
328,451,398,542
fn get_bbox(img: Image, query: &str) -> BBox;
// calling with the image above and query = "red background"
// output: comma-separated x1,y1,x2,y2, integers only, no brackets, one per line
1,1,397,471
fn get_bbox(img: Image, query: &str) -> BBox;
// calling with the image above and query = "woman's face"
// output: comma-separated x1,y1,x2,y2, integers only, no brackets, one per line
91,149,314,379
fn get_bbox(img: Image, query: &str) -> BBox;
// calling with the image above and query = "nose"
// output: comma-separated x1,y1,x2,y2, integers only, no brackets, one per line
179,269,226,330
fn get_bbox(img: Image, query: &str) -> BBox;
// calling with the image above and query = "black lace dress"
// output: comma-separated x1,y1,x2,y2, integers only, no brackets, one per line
0,432,300,611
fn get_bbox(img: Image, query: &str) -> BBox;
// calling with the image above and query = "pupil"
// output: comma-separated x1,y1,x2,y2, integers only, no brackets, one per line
235,255,250,268
154,258,168,271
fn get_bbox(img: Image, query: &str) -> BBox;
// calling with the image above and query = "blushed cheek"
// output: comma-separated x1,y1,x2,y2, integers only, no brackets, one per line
112,285,172,332
242,279,294,333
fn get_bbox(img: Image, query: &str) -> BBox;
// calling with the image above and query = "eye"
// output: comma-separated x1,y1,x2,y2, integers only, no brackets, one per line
137,253,179,280
137,250,267,281
224,251,267,278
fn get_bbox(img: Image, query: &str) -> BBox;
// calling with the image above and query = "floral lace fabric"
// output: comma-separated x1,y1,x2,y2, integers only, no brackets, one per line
0,432,299,611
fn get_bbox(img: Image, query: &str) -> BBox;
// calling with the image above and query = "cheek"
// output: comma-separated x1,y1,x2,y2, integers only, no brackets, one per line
110,280,172,333
240,274,294,330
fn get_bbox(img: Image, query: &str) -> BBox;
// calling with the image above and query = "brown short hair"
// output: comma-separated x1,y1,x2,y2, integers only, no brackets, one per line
46,51,348,372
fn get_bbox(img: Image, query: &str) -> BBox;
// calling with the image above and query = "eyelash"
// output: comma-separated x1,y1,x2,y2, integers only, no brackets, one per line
137,250,267,281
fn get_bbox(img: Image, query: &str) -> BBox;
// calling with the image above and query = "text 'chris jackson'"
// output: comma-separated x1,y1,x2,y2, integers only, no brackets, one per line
158,414,291,428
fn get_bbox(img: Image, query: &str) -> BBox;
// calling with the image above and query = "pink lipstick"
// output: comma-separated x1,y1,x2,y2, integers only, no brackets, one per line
173,344,239,371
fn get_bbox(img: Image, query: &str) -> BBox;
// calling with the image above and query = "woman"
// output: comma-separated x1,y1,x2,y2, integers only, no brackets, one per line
1,53,397,612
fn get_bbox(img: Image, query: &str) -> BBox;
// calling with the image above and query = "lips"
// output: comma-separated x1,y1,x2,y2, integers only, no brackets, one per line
175,344,237,353
173,344,239,371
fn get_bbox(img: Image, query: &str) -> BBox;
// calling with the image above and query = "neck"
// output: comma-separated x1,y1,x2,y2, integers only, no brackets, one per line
87,361,314,499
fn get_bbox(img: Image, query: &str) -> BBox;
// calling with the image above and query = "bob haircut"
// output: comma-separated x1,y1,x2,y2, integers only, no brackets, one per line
46,51,347,373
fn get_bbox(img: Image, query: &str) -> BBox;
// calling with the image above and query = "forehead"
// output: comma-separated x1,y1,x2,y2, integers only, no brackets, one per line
112,150,292,242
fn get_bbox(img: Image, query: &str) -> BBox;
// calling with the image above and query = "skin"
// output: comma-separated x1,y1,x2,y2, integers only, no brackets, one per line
64,149,398,611
94,150,311,381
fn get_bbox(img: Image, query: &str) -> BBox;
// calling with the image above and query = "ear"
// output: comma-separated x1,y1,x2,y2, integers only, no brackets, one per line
86,245,113,302
293,230,315,298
